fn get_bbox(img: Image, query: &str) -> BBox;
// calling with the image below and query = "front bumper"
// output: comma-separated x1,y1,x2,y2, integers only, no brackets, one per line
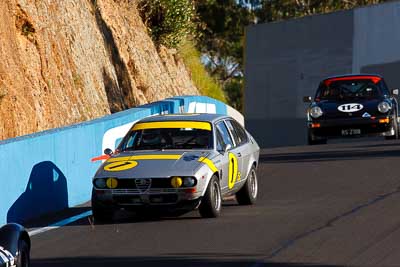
308,116,396,140
92,188,202,212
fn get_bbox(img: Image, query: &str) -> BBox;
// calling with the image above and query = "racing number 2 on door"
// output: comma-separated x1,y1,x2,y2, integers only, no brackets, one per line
228,153,238,189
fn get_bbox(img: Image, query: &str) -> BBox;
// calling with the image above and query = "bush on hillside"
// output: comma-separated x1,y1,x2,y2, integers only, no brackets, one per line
179,41,226,103
138,0,197,48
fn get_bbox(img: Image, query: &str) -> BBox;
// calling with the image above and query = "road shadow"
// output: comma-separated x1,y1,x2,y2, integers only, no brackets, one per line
31,256,344,267
65,201,242,226
7,161,68,224
260,148,400,164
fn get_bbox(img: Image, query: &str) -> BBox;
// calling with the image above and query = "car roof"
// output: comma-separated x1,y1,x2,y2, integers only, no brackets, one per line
138,113,230,124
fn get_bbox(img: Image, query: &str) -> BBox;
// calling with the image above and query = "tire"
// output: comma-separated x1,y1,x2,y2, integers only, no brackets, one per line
385,117,399,140
199,175,222,218
16,239,30,267
236,166,258,205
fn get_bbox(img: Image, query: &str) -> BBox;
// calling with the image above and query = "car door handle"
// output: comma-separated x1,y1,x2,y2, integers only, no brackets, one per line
237,152,242,157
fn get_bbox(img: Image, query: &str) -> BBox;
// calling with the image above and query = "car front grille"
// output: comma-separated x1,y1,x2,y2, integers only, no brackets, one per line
113,178,173,190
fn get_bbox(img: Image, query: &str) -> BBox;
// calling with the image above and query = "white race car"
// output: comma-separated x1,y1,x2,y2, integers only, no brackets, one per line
92,114,260,220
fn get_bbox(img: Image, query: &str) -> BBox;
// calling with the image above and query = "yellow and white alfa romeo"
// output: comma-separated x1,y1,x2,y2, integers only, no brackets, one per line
91,114,260,220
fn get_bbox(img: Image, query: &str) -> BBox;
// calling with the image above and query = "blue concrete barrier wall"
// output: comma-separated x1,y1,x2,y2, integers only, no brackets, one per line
0,96,234,225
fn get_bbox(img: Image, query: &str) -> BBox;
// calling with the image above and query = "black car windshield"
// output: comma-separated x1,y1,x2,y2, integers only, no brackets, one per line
316,79,386,100
119,128,213,151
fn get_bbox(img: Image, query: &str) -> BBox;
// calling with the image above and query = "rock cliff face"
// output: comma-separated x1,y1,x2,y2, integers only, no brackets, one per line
0,0,198,140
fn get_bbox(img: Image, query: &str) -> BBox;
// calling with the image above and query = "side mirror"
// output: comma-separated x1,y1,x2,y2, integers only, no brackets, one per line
303,96,312,103
104,148,113,156
392,89,399,96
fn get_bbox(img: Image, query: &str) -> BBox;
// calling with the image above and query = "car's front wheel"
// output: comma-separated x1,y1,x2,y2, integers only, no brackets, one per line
199,175,222,218
236,166,258,205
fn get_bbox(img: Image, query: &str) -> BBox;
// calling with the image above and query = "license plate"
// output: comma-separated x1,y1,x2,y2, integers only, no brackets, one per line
341,129,361,136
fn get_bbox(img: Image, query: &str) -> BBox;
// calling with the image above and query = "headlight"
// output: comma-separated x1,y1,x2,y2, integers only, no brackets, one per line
183,177,197,187
171,177,183,188
106,178,118,189
378,101,391,113
310,106,323,118
94,178,106,189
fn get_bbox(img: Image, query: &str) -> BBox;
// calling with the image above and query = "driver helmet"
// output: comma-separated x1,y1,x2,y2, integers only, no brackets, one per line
141,131,161,145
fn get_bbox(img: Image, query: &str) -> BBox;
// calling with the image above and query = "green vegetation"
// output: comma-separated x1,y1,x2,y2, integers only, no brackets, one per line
195,0,254,111
179,41,226,103
138,0,226,103
138,0,197,48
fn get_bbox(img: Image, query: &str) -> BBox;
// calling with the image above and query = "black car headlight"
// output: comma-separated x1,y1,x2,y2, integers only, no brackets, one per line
310,106,323,118
378,101,391,113
94,178,106,189
183,177,197,187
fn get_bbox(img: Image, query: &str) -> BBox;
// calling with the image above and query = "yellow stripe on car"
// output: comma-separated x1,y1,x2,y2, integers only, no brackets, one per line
198,157,218,173
107,156,131,163
133,121,212,131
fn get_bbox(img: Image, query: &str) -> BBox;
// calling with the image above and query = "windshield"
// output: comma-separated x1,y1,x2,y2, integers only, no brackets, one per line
316,79,388,100
119,127,213,151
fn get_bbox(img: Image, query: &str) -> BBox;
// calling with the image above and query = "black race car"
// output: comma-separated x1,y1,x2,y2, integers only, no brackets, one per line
303,74,399,145
0,224,30,267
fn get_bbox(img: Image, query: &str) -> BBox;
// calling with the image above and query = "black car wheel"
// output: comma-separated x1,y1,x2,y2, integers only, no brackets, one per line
385,117,399,140
236,166,258,205
16,239,30,267
199,175,221,218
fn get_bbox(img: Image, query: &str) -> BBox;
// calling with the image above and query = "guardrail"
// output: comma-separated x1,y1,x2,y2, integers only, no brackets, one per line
0,96,242,225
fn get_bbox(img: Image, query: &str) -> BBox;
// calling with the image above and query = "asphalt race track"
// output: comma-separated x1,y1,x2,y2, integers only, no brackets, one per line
30,140,400,267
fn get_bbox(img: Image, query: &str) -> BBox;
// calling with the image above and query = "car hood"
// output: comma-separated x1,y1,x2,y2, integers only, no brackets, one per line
316,98,386,119
94,150,216,179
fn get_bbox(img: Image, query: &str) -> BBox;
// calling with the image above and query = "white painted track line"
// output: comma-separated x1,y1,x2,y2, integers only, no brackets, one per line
28,210,92,236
